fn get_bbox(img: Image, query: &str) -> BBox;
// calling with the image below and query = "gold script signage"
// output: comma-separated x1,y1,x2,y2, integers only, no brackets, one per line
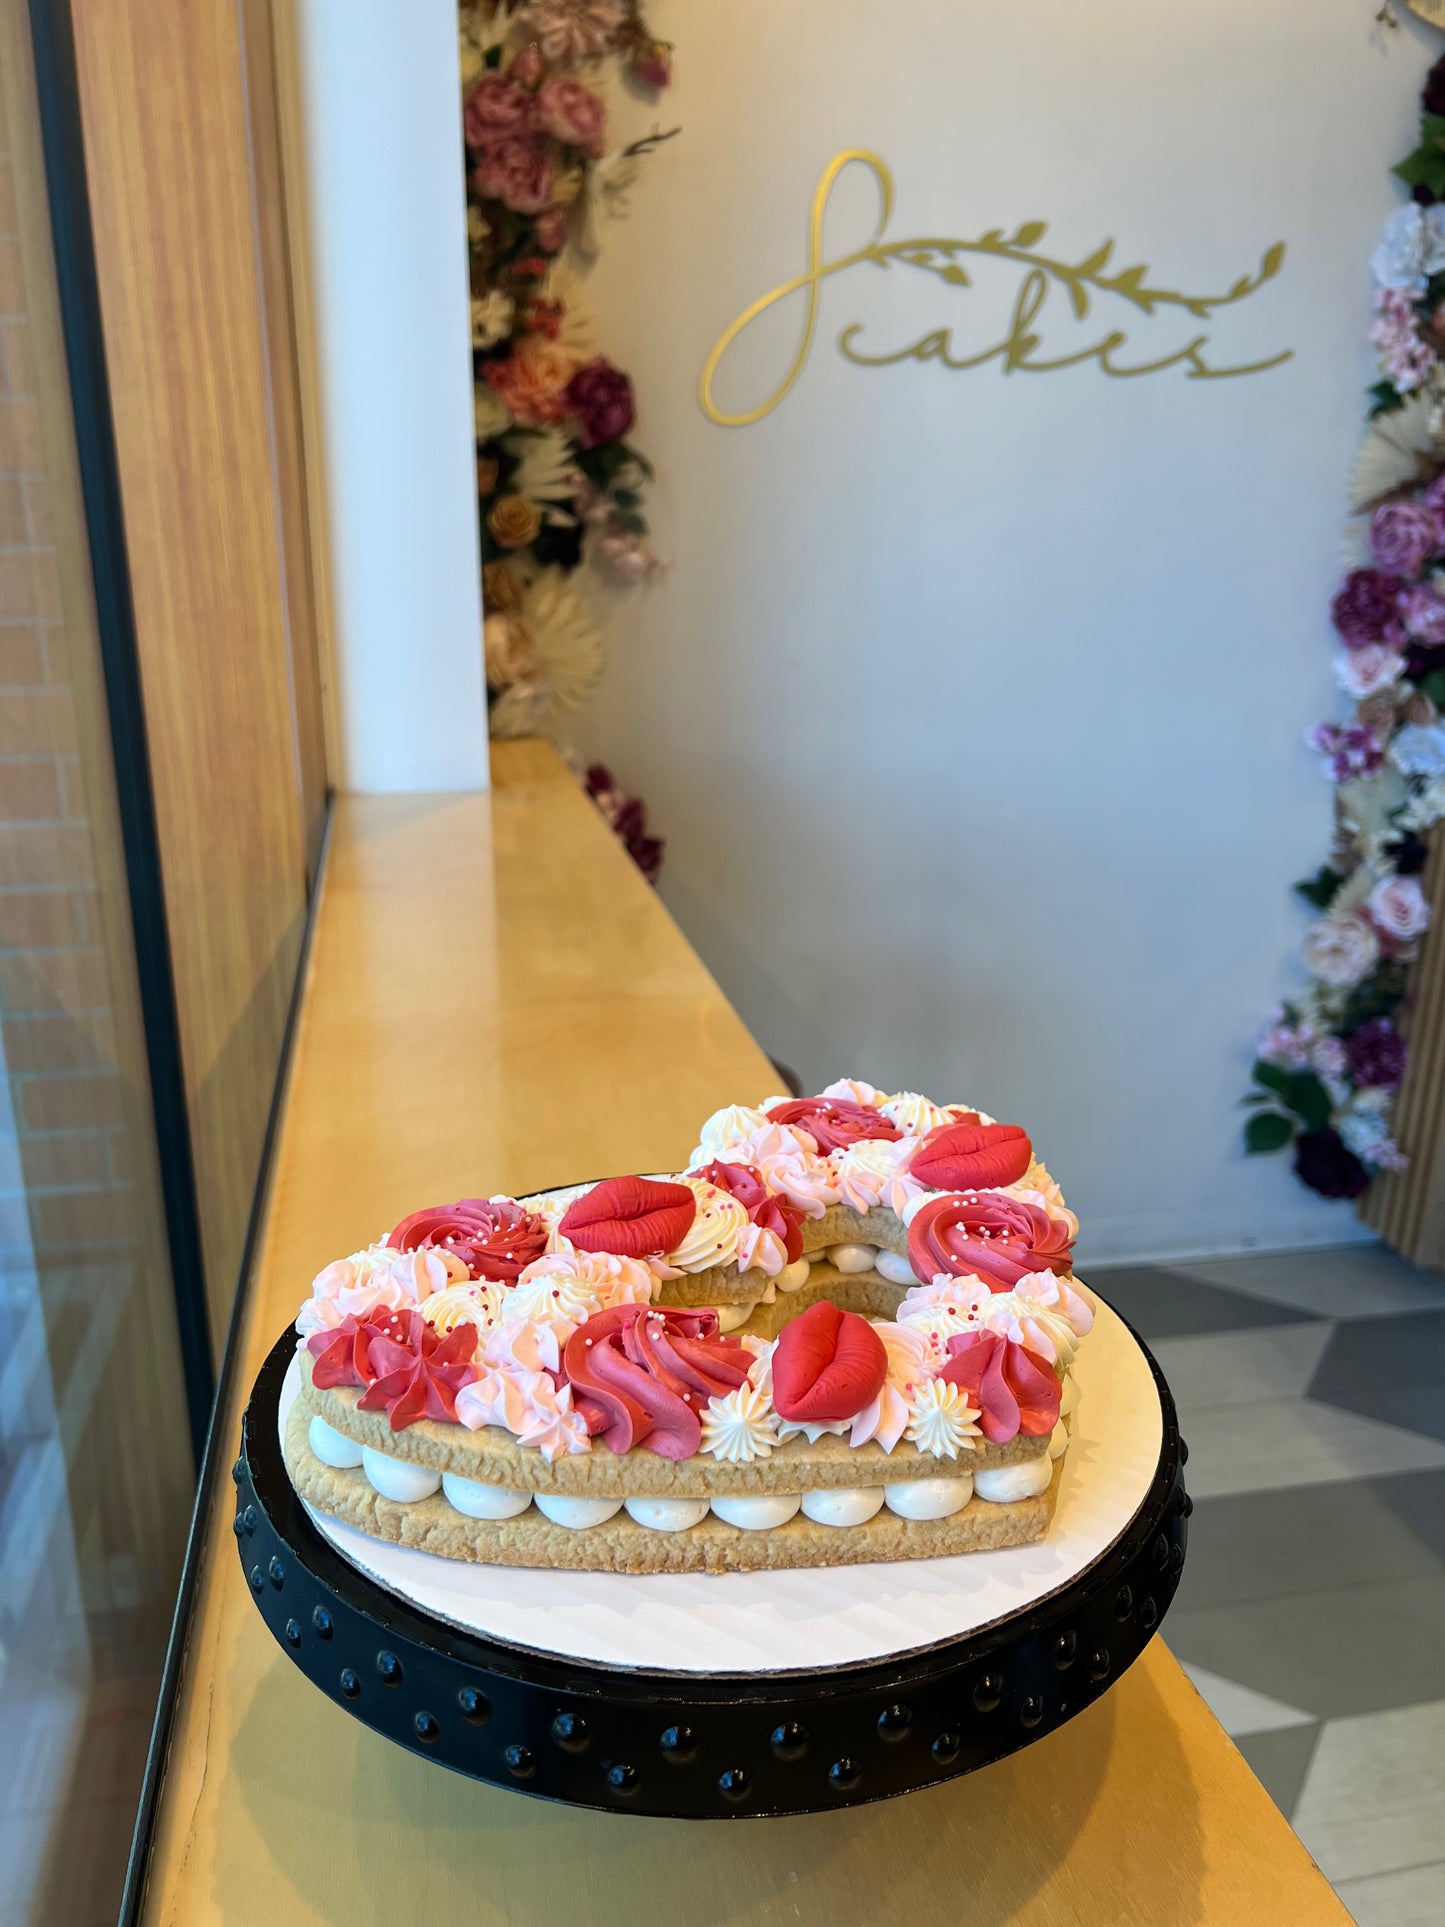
699,149,1293,428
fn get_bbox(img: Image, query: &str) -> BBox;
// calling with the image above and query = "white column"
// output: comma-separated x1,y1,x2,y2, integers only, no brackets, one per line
294,0,488,792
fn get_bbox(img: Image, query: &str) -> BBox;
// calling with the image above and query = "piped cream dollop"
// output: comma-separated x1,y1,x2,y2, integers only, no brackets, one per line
700,1381,780,1463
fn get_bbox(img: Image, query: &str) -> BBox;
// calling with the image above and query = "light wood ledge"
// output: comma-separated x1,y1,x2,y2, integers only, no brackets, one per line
135,741,1348,1926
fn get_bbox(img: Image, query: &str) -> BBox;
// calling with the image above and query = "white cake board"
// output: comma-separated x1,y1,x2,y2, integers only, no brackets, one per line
281,1300,1161,1676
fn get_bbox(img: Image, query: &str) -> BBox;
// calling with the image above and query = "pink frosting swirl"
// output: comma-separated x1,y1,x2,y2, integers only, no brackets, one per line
765,1096,901,1154
385,1196,549,1282
940,1329,1061,1443
907,1193,1075,1291
562,1305,751,1459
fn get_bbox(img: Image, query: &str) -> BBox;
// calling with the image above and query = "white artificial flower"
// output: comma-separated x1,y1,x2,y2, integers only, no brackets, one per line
1371,202,1445,295
474,383,514,442
1339,1108,1408,1171
578,150,643,257
471,291,516,352
519,569,602,711
1300,911,1381,989
488,678,555,739
1390,722,1445,778
505,428,581,519
1335,644,1405,701
1399,773,1445,831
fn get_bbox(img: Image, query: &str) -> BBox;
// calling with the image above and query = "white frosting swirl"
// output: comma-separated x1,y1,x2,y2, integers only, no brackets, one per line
829,1135,922,1214
879,1091,952,1135
502,1248,654,1340
667,1176,751,1273
689,1104,771,1165
982,1271,1094,1369
700,1382,780,1463
421,1282,505,1340
905,1379,982,1459
897,1277,993,1365
820,1077,883,1105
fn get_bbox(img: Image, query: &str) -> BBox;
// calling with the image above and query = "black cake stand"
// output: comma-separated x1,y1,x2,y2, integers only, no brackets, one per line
233,1319,1189,1819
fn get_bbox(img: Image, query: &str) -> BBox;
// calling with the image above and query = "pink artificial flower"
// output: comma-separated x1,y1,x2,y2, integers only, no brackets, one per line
1306,720,1388,784
473,138,555,216
1370,500,1441,580
631,39,673,89
1370,290,1437,393
533,206,571,254
1366,873,1431,942
509,43,545,88
536,76,607,155
1400,579,1445,643
462,77,535,150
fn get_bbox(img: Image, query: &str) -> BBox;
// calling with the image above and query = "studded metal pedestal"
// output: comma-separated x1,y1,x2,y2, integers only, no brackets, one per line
235,1327,1189,1818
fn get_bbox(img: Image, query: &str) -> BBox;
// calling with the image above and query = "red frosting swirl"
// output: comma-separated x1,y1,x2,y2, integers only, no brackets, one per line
909,1121,1033,1193
770,1299,888,1423
764,1096,900,1154
308,1310,391,1387
559,1175,696,1260
940,1329,1061,1443
562,1304,751,1458
691,1158,806,1263
386,1197,548,1282
355,1308,480,1430
907,1192,1074,1292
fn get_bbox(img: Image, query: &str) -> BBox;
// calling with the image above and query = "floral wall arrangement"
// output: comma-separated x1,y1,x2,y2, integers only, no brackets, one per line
460,0,674,870
1244,45,1445,1200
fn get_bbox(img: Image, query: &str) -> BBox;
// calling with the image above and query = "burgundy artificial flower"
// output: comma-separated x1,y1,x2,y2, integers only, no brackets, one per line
1292,1129,1370,1201
1386,831,1430,877
631,38,673,89
585,763,664,881
1332,569,1404,646
1345,1018,1408,1091
1425,53,1445,118
1405,642,1445,687
564,357,635,447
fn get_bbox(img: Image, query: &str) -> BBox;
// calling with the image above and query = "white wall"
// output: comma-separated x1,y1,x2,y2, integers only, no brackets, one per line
576,0,1436,1262
296,0,488,793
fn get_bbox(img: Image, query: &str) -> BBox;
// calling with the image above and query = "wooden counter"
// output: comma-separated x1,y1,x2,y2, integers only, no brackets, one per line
133,743,1348,1926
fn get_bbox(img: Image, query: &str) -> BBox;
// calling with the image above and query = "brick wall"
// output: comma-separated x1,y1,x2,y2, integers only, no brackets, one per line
0,108,131,1271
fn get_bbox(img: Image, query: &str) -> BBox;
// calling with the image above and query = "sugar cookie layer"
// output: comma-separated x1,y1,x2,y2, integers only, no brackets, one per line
284,1396,1060,1575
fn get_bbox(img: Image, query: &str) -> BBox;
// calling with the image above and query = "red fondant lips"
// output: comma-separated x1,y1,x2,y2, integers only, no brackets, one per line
559,1175,697,1259
764,1097,900,1154
909,1121,1033,1193
770,1299,888,1423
